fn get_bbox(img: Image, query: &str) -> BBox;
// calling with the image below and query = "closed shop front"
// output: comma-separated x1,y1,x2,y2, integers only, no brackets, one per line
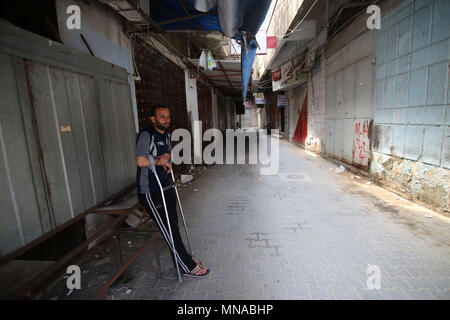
325,31,375,170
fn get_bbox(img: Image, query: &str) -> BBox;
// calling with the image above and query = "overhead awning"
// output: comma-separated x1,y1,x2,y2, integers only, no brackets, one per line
147,0,271,101
187,58,242,96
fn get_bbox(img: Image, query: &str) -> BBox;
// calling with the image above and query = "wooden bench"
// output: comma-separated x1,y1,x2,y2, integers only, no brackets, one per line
0,184,161,300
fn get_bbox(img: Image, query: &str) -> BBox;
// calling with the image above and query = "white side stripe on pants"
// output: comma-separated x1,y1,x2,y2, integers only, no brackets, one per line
144,193,190,273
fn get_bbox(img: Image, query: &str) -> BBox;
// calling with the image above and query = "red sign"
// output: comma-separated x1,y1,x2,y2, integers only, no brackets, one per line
272,68,281,82
267,36,277,49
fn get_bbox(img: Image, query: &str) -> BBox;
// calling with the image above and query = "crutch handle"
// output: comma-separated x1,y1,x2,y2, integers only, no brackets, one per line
148,156,156,172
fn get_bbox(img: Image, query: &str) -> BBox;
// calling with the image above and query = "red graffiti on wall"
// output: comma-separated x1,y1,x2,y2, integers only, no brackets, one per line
352,120,369,162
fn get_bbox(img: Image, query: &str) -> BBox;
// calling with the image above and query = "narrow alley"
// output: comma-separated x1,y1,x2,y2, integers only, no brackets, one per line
1,0,449,304
90,133,450,300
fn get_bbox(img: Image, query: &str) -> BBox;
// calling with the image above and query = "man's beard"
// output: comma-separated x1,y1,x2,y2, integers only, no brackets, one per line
155,120,170,131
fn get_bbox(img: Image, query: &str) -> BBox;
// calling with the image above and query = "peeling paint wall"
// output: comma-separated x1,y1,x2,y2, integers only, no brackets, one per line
371,0,450,213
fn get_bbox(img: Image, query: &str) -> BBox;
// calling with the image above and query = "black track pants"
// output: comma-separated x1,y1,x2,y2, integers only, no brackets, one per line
138,189,196,273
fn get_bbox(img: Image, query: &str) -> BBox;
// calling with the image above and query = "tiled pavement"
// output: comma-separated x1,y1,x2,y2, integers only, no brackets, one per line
102,134,450,300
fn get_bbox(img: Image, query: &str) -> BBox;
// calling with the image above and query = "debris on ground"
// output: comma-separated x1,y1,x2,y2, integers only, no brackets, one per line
126,289,132,294
366,181,372,185
125,209,145,228
180,174,193,184
49,296,59,300
351,175,361,179
193,189,197,192
424,214,433,218
66,289,74,296
335,165,346,173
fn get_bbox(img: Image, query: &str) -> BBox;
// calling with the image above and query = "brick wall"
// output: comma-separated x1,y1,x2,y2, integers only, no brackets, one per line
371,0,450,213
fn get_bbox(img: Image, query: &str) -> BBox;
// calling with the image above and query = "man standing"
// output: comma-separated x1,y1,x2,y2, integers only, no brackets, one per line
136,104,209,278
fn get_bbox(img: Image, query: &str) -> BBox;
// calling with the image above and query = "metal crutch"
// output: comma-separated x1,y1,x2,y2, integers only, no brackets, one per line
169,159,193,257
149,156,183,283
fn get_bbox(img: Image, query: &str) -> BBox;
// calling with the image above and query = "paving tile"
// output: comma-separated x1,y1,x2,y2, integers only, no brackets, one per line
272,271,296,285
206,293,227,300
241,281,264,297
332,287,361,300
66,139,450,302
402,288,438,300
338,275,365,288
218,280,242,296
381,288,411,300
404,277,440,290
307,285,336,300
176,279,200,291
294,274,318,287
139,287,165,300
261,280,285,295
428,278,450,291
319,264,346,276
210,269,231,281
251,271,274,284
426,289,450,300
314,274,342,287
183,291,207,300
404,266,434,278
161,289,187,300
356,288,386,300
299,263,324,275
286,285,312,298
382,276,414,290
197,279,221,294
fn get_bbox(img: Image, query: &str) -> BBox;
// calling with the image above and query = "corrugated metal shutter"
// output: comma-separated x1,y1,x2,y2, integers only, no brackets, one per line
0,21,136,257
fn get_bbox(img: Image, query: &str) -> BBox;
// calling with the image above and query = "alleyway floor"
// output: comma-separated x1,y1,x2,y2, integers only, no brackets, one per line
49,134,450,300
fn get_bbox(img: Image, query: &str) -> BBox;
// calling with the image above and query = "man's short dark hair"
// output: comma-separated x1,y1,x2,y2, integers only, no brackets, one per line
150,104,170,117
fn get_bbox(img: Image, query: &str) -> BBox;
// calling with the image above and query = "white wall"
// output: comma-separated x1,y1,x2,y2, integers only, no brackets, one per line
325,30,376,168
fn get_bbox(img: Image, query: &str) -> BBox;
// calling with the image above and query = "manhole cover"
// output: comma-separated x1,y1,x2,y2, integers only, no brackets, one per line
286,174,303,180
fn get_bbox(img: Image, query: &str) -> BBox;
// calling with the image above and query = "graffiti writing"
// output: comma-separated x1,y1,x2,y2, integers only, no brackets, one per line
352,120,370,163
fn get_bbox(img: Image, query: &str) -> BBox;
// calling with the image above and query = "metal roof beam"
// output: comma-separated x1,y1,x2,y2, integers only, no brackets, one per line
156,11,217,26
218,61,234,89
